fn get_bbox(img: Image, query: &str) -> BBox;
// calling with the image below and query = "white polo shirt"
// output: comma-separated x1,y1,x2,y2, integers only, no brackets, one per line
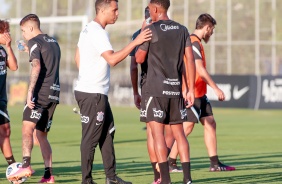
75,21,113,95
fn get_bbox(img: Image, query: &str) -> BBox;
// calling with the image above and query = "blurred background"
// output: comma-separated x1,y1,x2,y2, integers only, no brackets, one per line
1,0,282,108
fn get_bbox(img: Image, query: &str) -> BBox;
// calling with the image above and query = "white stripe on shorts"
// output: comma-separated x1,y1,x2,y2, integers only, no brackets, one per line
0,110,10,121
145,97,153,114
109,126,115,134
190,106,199,122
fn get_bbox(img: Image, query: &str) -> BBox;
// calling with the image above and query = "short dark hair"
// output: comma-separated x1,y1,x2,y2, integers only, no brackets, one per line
20,14,40,28
0,19,9,33
95,0,118,13
145,6,150,19
150,0,170,11
195,13,216,29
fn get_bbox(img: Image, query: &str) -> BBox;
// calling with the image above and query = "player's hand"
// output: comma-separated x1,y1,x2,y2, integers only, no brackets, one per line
134,94,141,109
134,28,152,45
2,32,12,47
185,90,194,108
215,88,225,101
26,91,35,109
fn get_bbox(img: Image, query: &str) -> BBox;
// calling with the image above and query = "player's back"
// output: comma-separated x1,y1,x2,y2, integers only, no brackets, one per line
144,20,189,98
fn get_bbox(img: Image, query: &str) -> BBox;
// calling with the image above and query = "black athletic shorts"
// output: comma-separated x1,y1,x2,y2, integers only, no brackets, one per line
23,102,57,132
0,102,10,125
141,96,187,124
187,95,213,123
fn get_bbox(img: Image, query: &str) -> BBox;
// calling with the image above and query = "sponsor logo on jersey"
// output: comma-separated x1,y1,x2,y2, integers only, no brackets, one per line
0,60,7,75
0,69,6,75
48,95,59,101
81,115,89,123
43,36,57,43
50,83,60,91
180,109,187,119
163,78,180,85
96,111,104,122
0,50,6,57
153,108,163,118
160,24,179,31
262,78,282,102
30,110,42,119
162,91,180,96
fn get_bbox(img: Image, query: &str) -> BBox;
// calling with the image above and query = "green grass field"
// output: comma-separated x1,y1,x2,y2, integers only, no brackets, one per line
1,105,281,184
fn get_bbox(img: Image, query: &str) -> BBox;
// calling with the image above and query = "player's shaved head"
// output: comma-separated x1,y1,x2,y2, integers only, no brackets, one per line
195,13,216,29
95,0,118,14
20,14,40,29
150,0,170,11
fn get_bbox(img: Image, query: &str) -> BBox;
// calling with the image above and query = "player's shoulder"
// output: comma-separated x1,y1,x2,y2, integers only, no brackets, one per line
132,29,141,40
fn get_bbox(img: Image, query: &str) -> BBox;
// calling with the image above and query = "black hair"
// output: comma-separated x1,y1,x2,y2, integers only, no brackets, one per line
20,14,40,28
150,0,170,11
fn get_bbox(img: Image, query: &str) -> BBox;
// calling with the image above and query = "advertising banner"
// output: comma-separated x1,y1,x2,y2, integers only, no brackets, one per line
207,75,282,109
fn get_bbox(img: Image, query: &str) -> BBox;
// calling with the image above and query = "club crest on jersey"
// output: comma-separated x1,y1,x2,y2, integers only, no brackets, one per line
97,111,104,122
30,110,42,119
180,109,187,119
153,108,163,118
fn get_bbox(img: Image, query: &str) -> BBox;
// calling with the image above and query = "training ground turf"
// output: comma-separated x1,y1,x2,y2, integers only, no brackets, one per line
0,105,281,183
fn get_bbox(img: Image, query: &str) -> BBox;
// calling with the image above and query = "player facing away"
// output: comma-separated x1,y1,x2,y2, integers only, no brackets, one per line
0,19,18,166
168,13,236,172
130,7,165,184
74,0,151,184
135,0,196,183
8,14,61,183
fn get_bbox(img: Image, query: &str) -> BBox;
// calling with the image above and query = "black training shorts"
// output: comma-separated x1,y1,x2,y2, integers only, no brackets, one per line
0,102,10,125
141,96,187,124
186,95,213,123
23,102,57,132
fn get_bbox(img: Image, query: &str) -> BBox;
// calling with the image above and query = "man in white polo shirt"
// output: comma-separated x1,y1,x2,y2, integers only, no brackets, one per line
74,1,151,184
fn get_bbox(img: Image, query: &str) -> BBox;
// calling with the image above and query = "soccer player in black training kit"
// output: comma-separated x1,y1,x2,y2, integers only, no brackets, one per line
0,19,18,166
135,0,196,184
130,7,163,184
8,14,61,183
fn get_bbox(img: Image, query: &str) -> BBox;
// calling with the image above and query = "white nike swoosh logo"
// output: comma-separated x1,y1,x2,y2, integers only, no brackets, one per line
96,123,102,126
233,86,249,100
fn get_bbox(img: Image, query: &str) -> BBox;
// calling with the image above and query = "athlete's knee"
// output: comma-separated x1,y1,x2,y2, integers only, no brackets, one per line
207,119,216,129
183,122,194,136
0,124,11,138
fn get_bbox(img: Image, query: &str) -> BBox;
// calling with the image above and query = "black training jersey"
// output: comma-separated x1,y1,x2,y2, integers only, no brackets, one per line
0,46,7,104
139,20,191,98
130,29,148,77
28,34,61,105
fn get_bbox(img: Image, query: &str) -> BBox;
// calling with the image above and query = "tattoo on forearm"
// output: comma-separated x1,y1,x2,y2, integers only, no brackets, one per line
29,59,40,92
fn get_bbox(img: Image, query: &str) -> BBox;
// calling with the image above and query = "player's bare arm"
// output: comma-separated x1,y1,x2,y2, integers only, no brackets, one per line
184,46,196,107
27,59,40,109
195,58,225,101
74,47,80,69
102,29,151,67
3,32,18,71
130,56,141,109
135,48,147,64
